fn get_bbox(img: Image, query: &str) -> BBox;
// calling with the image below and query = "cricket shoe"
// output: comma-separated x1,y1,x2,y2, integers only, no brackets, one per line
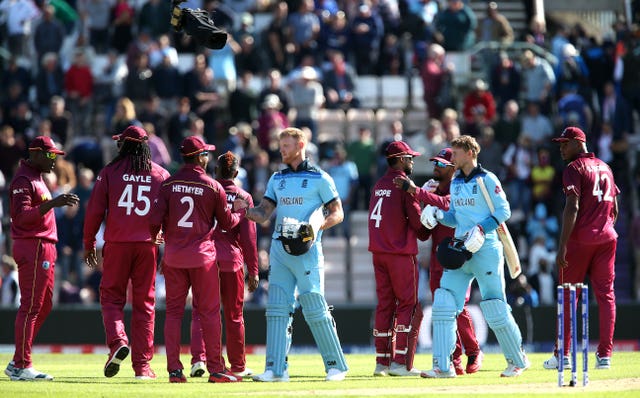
542,354,570,370
252,370,290,382
500,356,530,377
466,351,484,374
232,368,254,377
209,371,242,383
10,367,54,381
420,366,456,379
135,367,157,380
104,345,129,378
169,369,187,383
388,362,421,376
452,357,465,376
373,363,390,377
325,368,347,381
190,361,206,377
595,354,611,369
5,361,15,377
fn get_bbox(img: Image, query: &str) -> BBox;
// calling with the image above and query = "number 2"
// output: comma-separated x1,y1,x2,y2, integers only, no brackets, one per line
592,173,613,202
370,197,384,228
177,196,195,228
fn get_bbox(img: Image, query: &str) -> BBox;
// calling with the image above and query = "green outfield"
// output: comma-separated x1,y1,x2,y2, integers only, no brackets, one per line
0,352,639,397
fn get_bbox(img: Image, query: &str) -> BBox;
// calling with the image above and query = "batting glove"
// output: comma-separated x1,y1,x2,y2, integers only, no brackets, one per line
422,179,438,193
420,205,443,229
463,225,485,253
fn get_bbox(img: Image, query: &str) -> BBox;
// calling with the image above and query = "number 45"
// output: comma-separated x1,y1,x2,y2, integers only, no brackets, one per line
592,173,613,202
118,184,152,215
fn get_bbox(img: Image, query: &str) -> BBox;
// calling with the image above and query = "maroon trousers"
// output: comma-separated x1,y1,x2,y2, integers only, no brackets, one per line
12,239,56,369
100,242,157,373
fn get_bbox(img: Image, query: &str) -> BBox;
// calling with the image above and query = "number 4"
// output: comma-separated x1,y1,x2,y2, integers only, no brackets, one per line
370,197,384,228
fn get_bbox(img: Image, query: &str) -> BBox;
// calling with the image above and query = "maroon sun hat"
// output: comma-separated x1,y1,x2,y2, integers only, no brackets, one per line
29,136,65,155
385,141,421,158
180,136,216,157
429,148,454,165
552,126,586,143
112,125,149,142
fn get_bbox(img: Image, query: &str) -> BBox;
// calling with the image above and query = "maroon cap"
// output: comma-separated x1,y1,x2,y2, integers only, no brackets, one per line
112,125,148,142
180,136,216,156
385,141,421,158
429,147,453,165
552,126,586,143
29,136,65,155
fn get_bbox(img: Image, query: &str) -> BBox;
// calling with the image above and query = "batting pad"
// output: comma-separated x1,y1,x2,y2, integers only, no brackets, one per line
298,292,348,372
265,284,295,376
480,299,527,367
432,288,457,371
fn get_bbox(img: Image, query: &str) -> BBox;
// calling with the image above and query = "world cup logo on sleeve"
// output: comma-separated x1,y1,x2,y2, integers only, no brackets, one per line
42,261,51,270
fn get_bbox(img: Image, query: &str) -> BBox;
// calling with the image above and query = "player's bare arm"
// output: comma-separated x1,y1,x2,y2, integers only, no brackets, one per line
243,198,276,224
320,198,344,231
556,195,579,269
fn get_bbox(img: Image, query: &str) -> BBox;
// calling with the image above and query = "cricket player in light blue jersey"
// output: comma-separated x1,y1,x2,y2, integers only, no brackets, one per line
420,135,530,378
236,127,348,382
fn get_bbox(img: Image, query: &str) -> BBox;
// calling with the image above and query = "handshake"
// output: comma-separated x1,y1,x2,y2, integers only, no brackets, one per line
420,205,485,253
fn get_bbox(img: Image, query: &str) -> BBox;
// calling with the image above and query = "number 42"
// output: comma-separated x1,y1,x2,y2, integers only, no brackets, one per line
592,173,613,202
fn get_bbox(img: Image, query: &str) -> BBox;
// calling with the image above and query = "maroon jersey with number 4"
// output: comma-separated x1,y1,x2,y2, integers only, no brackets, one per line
562,152,619,244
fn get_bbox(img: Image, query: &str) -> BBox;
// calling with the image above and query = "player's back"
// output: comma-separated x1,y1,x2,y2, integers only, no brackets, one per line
100,159,169,243
567,154,619,244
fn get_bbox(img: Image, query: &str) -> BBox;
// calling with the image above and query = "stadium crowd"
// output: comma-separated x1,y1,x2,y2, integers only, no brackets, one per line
0,0,639,308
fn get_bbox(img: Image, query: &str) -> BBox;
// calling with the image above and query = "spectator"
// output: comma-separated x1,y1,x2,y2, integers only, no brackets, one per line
346,126,376,210
502,134,533,221
325,145,358,239
526,203,559,252
318,10,351,58
137,95,166,137
529,147,555,207
228,71,259,126
520,50,555,115
208,35,240,93
124,52,154,108
407,118,447,178
48,96,73,149
258,69,291,117
0,0,41,58
64,51,94,135
529,257,556,306
0,255,19,307
434,0,476,52
33,4,66,64
477,2,513,44
263,1,292,72
476,126,503,177
556,85,592,133
257,94,289,152
554,43,591,102
489,51,521,111
492,100,520,150
110,0,136,53
527,234,556,277
166,96,197,156
322,51,360,110
1,57,32,98
149,34,179,69
287,0,321,66
143,122,171,169
420,43,451,120
0,125,26,182
287,66,324,142
36,53,66,116
137,0,172,39
377,33,405,76
349,1,384,75
92,49,128,114
151,53,182,114
78,0,113,54
507,274,539,308
520,100,554,147
235,34,264,76
462,79,496,134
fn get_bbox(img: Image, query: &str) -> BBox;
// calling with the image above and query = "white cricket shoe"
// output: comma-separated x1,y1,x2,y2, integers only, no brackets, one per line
10,367,54,381
232,367,254,377
190,361,206,377
501,356,530,377
595,354,611,369
543,354,570,370
325,368,347,381
388,362,421,376
373,363,389,377
5,361,15,377
252,370,290,382
420,367,456,378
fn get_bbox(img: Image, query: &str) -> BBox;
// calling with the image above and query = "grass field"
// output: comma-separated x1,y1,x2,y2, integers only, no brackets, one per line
1,352,639,397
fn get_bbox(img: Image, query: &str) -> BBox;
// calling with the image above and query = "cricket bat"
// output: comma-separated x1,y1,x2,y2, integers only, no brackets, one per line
476,177,522,279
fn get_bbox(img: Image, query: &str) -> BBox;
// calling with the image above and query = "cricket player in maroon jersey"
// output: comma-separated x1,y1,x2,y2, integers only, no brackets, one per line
189,151,259,378
368,141,430,377
544,126,619,370
83,126,170,379
393,148,483,375
149,136,245,383
4,136,79,381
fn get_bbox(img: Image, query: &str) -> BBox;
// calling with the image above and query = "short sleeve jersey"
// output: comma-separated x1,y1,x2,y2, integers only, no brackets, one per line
562,152,619,244
264,160,338,242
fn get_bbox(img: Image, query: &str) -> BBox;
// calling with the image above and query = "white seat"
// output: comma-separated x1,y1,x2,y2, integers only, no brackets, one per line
355,75,380,109
380,76,408,109
411,76,426,109
316,109,347,143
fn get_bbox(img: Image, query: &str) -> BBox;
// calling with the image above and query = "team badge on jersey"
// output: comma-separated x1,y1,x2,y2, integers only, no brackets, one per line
42,261,51,270
302,179,308,188
495,185,502,194
278,179,286,190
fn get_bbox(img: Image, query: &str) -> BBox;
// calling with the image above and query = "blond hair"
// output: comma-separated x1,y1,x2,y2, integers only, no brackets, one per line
279,127,307,144
451,135,481,158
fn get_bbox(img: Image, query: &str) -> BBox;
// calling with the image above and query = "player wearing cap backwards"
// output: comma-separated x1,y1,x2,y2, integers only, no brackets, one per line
235,127,349,382
367,141,430,377
393,148,483,376
189,151,259,379
149,136,246,383
543,126,618,370
5,136,79,381
83,126,170,379
420,135,529,378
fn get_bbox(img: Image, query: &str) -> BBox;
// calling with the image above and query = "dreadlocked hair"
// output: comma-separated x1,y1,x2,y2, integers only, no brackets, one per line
217,151,238,179
110,140,152,173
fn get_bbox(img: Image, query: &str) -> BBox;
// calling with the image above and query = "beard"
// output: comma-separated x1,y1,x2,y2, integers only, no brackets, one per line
404,165,412,175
